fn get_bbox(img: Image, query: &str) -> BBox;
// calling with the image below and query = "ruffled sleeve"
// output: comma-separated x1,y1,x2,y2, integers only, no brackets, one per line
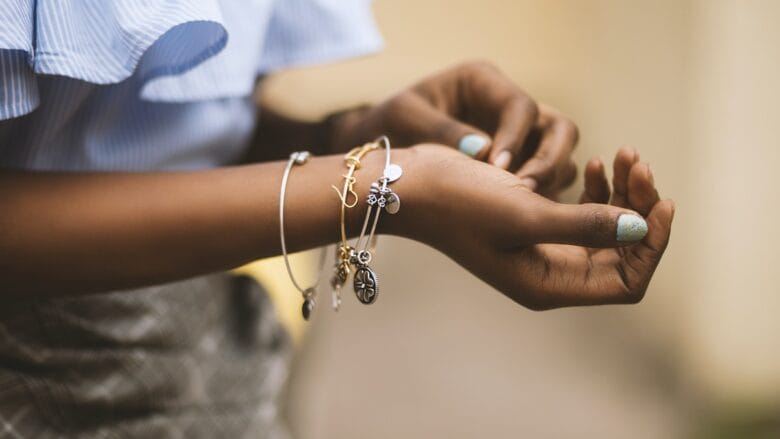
0,0,228,120
140,0,383,102
0,0,384,120
0,0,37,119
257,0,383,73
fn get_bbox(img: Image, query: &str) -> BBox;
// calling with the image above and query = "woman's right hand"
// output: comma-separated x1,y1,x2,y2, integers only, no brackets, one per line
390,144,674,310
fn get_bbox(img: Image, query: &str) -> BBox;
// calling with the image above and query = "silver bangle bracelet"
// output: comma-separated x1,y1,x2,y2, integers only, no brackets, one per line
350,135,403,305
279,150,322,320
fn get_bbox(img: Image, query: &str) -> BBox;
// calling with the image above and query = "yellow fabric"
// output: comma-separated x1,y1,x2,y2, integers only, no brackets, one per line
232,251,319,344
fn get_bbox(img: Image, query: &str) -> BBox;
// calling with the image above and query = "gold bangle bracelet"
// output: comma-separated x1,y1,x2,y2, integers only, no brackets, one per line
329,140,380,310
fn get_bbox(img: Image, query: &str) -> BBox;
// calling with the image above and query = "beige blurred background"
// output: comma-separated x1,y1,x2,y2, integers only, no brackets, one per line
261,0,780,437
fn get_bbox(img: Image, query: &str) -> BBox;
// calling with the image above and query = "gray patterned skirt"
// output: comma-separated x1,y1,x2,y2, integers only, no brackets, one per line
0,273,292,438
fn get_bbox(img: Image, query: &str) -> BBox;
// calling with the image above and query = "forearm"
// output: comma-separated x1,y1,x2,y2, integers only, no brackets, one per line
0,150,415,297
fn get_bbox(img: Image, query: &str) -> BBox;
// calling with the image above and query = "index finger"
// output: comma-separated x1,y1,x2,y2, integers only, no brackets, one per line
452,62,540,169
516,107,579,193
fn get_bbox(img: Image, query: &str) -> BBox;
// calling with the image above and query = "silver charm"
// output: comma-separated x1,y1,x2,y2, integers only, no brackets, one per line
367,182,380,206
291,151,311,165
302,288,316,320
330,260,349,311
353,266,379,305
332,289,342,311
385,192,400,214
384,164,403,183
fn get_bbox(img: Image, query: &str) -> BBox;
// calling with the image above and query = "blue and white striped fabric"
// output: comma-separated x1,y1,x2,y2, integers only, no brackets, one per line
0,0,382,170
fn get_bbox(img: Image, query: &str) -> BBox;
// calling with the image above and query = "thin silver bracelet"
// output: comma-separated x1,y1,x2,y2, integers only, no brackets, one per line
279,151,323,320
350,135,403,305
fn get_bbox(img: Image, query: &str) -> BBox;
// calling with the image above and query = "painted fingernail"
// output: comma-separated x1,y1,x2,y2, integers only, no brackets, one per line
616,214,648,242
458,134,489,157
494,150,513,170
519,177,538,191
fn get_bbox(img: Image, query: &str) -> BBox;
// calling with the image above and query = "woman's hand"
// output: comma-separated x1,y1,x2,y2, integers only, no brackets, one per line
330,61,579,198
389,144,674,310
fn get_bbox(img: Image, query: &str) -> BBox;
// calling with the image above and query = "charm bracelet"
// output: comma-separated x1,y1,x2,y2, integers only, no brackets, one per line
330,141,380,310
333,136,403,305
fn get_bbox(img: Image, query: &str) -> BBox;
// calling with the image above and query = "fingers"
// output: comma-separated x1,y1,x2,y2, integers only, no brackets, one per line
383,92,493,158
451,61,540,168
579,158,610,204
611,146,639,208
522,197,647,248
488,96,538,169
627,162,660,216
515,108,579,193
502,149,671,310
512,198,673,310
615,198,675,299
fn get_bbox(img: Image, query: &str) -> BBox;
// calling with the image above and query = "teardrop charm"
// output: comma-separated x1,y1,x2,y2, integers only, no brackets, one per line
332,290,342,311
302,297,315,320
385,192,400,214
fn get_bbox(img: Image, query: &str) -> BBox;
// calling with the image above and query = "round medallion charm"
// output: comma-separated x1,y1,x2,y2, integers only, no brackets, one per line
383,164,403,183
353,266,379,305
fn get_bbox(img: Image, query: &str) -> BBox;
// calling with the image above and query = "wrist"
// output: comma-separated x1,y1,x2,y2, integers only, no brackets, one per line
352,146,434,241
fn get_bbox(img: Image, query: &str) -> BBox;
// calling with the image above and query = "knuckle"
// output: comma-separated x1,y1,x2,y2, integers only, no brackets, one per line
528,157,556,184
559,161,578,188
431,117,461,142
522,291,553,311
577,208,611,245
385,92,414,113
525,301,548,312
510,95,539,121
559,118,580,146
623,289,647,304
461,59,499,76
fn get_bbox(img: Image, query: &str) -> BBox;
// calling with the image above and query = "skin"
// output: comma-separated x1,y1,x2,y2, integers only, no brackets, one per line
0,61,674,309
251,62,578,198
327,61,580,198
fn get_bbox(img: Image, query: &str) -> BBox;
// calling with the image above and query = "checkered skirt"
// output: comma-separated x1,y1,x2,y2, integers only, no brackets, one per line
0,273,291,438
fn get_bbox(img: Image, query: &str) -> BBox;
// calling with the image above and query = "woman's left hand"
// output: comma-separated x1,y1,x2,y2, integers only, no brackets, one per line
329,60,579,198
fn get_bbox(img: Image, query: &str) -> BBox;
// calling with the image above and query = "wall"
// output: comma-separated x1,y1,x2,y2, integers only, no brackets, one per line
261,1,780,437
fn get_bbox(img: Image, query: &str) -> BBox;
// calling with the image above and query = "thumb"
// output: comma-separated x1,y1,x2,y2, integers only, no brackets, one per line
527,200,648,248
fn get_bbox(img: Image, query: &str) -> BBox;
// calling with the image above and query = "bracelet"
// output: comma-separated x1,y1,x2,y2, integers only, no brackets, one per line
279,151,324,320
330,136,403,306
330,141,380,310
351,136,402,304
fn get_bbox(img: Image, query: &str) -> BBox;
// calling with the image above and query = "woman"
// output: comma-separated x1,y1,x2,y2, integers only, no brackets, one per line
0,0,673,437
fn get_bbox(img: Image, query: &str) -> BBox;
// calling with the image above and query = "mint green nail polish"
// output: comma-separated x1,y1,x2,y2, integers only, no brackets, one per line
616,214,648,242
458,134,488,157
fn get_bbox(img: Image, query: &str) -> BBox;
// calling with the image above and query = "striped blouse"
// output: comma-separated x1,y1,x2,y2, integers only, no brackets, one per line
0,1,382,437
0,0,382,171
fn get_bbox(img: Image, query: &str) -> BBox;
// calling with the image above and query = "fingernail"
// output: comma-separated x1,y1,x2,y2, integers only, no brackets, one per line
616,214,648,242
494,150,513,170
458,134,489,157
519,177,537,191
